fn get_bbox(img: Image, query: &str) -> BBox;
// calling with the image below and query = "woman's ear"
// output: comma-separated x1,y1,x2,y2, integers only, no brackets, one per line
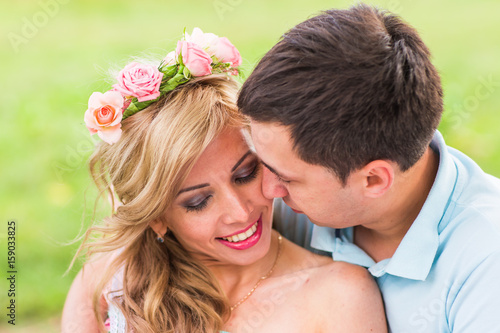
360,160,395,198
149,219,168,236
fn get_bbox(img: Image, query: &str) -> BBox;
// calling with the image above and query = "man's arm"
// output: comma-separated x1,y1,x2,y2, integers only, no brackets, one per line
448,250,500,332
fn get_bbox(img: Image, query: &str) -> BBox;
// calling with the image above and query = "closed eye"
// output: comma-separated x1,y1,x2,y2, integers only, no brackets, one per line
234,161,260,185
181,156,261,213
262,162,290,184
275,174,290,184
184,195,212,212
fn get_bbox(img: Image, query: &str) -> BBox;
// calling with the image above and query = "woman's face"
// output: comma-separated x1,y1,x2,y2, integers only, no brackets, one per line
164,127,274,267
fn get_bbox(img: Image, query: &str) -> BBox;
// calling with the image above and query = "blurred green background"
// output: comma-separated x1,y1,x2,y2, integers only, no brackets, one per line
1,0,499,330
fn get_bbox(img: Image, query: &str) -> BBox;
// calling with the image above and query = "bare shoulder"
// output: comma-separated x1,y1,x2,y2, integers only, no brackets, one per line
279,236,375,290
278,237,378,298
279,236,333,272
61,252,116,333
308,261,387,332
311,260,376,293
75,252,116,289
277,238,387,332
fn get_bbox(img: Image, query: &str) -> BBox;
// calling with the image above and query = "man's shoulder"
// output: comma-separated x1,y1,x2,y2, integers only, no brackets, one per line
448,144,500,200
446,170,500,237
444,145,500,231
440,192,500,266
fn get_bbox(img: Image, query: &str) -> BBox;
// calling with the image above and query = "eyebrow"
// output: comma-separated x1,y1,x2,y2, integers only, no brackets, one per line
177,183,210,195
261,161,289,180
232,150,252,172
177,150,253,195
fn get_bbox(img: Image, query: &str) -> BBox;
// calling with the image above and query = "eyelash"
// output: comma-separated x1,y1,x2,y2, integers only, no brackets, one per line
235,162,260,184
185,195,212,213
276,176,290,184
263,165,289,184
184,162,260,212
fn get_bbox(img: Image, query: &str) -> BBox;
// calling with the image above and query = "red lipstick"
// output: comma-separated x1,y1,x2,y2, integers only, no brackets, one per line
217,216,263,250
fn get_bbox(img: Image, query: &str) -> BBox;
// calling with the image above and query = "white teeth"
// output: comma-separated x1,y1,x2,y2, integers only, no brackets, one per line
222,221,258,242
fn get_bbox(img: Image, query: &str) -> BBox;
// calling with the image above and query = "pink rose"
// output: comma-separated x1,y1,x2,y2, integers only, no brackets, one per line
185,27,219,56
176,41,212,77
112,62,163,102
84,91,124,144
214,37,242,67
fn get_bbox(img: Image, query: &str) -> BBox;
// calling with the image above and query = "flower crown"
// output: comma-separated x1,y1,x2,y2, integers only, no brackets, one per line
84,28,242,144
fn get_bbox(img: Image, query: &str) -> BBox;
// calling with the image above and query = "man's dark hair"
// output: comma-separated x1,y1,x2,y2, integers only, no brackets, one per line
238,4,443,183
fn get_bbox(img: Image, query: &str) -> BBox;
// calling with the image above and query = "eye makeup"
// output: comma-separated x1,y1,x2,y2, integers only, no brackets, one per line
183,194,213,212
234,159,260,185
181,157,261,213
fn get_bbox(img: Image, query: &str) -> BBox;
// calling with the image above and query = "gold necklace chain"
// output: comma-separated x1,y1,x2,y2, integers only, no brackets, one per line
230,233,283,312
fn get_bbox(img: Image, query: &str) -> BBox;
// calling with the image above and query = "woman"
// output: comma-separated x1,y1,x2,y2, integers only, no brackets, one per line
62,29,386,333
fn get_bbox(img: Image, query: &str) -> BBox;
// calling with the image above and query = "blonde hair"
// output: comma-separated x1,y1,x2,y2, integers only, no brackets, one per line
77,75,247,332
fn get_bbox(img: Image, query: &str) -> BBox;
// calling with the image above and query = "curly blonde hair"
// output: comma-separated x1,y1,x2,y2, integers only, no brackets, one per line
75,75,247,332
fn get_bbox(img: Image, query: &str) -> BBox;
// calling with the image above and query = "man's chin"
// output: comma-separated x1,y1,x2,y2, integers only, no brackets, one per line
305,214,340,228
310,219,334,227
290,207,304,214
283,199,304,214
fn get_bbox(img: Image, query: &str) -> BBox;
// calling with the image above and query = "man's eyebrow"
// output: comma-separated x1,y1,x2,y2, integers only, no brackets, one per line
231,150,252,172
261,161,287,179
178,183,210,195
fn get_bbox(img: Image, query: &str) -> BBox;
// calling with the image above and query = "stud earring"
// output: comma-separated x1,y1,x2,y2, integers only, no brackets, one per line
156,228,167,243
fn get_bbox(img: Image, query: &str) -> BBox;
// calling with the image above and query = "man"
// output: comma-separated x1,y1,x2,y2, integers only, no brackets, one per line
237,4,500,332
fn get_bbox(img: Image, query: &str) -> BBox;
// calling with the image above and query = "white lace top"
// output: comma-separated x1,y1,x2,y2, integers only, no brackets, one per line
105,267,128,333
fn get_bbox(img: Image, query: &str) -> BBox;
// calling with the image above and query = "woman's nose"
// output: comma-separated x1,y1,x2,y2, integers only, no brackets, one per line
222,188,253,224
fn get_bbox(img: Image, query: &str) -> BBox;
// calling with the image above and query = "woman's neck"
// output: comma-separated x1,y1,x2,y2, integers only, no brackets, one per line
206,230,281,306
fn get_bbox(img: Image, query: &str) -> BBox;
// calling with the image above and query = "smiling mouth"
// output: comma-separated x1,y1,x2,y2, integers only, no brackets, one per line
219,221,258,243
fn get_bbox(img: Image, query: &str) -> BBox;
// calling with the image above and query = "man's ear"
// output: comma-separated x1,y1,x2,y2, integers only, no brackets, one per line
360,160,395,198
149,219,168,236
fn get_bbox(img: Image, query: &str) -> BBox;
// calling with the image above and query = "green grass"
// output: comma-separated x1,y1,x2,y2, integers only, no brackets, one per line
1,0,500,328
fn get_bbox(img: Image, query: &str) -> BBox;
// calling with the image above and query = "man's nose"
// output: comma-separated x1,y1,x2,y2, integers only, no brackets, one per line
262,166,289,199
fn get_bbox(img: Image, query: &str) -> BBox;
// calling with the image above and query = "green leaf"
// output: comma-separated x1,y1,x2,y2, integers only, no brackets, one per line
122,97,160,120
183,66,191,79
161,71,189,93
159,64,178,78
122,100,139,120
177,52,184,66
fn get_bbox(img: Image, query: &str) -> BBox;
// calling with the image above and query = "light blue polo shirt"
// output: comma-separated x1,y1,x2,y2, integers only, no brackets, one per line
273,131,500,332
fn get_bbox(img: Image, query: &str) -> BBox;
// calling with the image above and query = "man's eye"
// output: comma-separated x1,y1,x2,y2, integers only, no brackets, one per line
262,163,290,184
184,195,212,212
276,174,290,184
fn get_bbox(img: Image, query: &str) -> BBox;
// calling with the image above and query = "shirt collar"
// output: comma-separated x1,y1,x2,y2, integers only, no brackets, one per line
386,130,458,280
